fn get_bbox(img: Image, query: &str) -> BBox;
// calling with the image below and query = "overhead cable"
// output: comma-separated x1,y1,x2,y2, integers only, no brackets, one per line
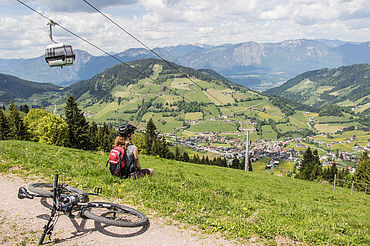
17,0,238,127
82,0,240,114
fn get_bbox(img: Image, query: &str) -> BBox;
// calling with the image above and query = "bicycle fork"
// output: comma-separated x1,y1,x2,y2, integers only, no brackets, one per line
39,208,56,245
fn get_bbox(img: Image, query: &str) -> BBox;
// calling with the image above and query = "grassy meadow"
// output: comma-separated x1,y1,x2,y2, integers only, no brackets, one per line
0,140,369,245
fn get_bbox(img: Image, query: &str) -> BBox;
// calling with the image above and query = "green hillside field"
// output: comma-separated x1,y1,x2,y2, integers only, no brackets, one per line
265,64,370,113
0,140,368,245
5,60,368,143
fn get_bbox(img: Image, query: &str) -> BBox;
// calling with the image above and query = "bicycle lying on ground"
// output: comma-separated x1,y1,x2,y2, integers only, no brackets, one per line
18,174,148,245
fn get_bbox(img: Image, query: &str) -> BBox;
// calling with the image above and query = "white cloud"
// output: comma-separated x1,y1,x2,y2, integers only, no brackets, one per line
33,0,139,12
1,0,369,58
260,5,292,20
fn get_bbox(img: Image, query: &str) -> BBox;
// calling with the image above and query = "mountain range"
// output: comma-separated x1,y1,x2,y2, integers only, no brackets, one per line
1,39,369,91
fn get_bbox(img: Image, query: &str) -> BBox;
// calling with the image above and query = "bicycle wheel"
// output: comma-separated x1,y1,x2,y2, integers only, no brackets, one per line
28,183,89,202
83,202,148,227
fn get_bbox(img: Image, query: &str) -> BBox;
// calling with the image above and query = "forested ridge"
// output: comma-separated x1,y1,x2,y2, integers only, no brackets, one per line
0,74,59,102
65,58,244,101
265,64,370,110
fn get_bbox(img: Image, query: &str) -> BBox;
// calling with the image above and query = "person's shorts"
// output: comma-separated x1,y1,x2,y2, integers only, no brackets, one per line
130,169,151,179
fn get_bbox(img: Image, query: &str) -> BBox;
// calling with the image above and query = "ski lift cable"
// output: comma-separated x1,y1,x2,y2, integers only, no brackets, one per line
81,0,240,115
16,0,233,126
16,0,147,78
17,0,178,92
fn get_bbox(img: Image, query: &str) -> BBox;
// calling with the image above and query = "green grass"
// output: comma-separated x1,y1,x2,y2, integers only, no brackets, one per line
261,125,277,140
188,121,238,133
185,112,203,120
203,89,235,105
288,111,310,129
315,124,348,134
251,159,269,172
0,140,368,245
184,91,211,103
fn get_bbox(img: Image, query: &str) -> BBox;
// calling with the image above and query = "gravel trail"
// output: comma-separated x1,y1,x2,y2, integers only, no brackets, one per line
0,174,234,246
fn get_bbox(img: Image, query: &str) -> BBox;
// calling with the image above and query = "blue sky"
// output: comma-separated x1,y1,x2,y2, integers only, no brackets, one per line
1,0,369,58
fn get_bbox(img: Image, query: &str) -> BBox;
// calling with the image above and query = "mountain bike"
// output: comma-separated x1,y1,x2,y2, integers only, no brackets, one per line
18,174,148,245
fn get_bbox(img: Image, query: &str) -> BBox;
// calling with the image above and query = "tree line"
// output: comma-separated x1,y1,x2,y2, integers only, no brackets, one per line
296,147,369,193
0,96,234,169
0,96,116,152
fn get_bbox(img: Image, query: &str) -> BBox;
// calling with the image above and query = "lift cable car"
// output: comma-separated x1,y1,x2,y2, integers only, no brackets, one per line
45,20,75,68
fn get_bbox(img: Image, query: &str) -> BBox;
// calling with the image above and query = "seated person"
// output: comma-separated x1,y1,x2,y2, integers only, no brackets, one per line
115,123,154,179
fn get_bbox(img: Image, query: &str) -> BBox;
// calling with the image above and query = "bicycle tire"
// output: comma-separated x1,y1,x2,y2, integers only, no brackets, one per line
28,183,89,202
83,202,148,227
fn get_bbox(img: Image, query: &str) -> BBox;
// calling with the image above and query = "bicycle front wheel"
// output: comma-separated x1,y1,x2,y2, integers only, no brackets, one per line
28,183,89,202
83,202,148,227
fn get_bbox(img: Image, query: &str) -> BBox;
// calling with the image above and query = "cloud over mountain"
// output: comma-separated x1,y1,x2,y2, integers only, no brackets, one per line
1,0,369,59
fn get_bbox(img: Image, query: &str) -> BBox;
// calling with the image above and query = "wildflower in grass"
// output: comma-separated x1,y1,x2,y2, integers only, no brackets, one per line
243,207,247,211
118,189,122,192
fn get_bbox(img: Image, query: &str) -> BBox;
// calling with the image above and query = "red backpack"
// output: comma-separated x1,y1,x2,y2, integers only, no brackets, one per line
107,146,127,177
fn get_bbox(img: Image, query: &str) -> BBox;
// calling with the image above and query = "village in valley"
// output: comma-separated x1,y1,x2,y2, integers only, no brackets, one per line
164,129,369,173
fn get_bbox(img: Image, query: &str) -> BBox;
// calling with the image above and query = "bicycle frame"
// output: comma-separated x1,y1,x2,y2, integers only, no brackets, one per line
18,174,146,245
18,174,100,245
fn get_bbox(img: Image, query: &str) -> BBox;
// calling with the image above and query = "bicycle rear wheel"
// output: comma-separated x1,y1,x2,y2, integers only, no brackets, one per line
28,183,89,202
83,202,147,227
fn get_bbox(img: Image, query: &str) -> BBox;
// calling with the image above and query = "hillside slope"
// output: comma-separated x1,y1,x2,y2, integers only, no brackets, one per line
0,140,368,245
3,58,368,138
265,64,370,113
65,58,243,100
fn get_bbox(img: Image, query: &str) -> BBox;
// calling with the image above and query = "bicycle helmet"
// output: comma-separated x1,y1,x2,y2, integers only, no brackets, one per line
116,123,137,137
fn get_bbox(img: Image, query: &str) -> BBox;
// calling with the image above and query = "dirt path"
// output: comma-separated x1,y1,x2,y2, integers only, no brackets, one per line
0,174,235,246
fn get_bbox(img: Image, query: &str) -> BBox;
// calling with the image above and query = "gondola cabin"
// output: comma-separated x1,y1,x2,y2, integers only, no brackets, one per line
45,43,75,67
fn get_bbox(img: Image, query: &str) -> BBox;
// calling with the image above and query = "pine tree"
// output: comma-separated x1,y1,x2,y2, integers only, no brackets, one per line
89,121,98,150
159,136,171,158
182,152,190,162
64,95,90,150
0,109,10,140
230,156,239,169
151,139,162,157
310,163,322,181
328,163,338,183
313,149,320,164
96,122,113,152
248,157,253,171
192,154,200,164
240,157,246,170
297,147,320,180
19,104,29,113
175,146,181,161
309,149,322,180
143,118,158,155
298,147,313,179
354,152,370,192
8,101,28,140
221,157,227,167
